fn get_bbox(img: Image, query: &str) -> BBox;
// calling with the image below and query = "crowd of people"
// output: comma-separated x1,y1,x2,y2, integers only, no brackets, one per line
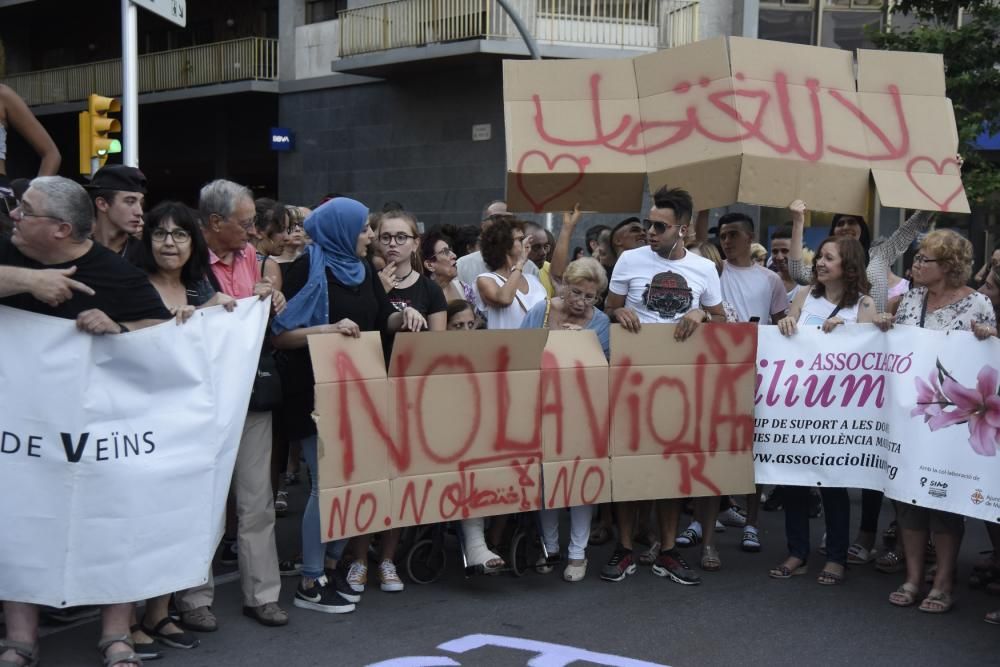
3,154,1000,665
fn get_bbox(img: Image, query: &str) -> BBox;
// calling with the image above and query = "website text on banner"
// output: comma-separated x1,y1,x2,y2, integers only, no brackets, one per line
0,299,268,608
754,325,1000,524
311,325,758,542
504,37,966,216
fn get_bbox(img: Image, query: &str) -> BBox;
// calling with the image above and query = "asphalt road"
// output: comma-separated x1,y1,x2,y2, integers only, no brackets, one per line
23,488,1000,666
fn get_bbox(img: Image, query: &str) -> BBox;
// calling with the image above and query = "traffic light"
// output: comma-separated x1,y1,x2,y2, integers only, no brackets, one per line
78,94,122,175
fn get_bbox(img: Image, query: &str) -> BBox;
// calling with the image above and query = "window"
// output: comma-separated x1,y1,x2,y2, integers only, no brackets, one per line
306,0,347,24
820,9,882,49
759,8,815,45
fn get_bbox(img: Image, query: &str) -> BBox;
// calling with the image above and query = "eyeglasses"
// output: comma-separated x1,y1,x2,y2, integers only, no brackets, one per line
913,254,939,265
379,232,416,246
565,287,597,304
10,206,67,224
433,245,455,259
151,228,192,244
215,213,257,231
641,219,679,235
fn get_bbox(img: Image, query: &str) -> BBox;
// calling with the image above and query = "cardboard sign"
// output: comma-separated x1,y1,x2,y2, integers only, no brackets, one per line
311,326,757,541
504,37,968,215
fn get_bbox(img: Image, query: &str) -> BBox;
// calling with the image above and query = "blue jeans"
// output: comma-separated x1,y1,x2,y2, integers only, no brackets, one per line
300,435,347,580
783,485,850,565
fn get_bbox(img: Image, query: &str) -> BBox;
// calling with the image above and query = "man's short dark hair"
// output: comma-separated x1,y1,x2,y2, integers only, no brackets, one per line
771,225,793,241
652,186,693,225
89,189,121,208
585,224,610,254
718,212,755,236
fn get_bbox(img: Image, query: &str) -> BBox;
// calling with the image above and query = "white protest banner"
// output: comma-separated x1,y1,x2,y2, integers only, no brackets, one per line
754,325,1000,523
0,299,267,607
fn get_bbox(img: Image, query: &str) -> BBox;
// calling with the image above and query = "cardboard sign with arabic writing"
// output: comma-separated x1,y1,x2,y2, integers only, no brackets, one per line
504,37,967,215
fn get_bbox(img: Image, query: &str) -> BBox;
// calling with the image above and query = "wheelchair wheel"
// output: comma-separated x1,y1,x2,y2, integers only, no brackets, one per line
508,529,530,577
405,538,446,585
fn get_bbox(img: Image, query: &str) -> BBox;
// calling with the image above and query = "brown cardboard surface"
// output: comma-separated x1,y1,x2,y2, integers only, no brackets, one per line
319,480,393,542
315,380,391,487
308,331,385,384
388,330,548,376
504,37,968,214
391,462,543,528
611,451,756,502
543,458,611,510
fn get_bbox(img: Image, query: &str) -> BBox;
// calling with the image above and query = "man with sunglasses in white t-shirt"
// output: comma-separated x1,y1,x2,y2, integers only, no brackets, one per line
602,186,726,586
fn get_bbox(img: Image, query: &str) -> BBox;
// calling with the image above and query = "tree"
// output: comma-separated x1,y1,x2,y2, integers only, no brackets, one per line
870,1,1000,207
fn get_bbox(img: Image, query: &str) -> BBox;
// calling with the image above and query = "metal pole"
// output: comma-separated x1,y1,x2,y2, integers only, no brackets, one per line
494,0,540,60
122,0,139,166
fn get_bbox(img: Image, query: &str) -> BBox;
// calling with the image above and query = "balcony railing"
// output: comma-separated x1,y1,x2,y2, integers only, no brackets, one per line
2,37,278,107
339,0,699,57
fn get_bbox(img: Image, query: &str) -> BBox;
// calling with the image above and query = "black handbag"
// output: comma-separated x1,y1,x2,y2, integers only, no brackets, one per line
248,256,283,412
248,343,283,412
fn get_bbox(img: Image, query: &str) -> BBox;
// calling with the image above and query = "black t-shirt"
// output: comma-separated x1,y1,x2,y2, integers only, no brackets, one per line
387,275,447,321
0,238,171,322
279,255,396,439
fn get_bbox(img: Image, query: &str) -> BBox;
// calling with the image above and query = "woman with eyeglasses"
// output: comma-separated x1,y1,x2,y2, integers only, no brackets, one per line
421,229,477,305
519,257,610,582
476,217,547,330
874,230,995,614
773,236,876,587
374,210,447,332
128,201,236,657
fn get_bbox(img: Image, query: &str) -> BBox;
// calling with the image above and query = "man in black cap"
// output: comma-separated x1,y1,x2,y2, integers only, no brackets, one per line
86,165,147,261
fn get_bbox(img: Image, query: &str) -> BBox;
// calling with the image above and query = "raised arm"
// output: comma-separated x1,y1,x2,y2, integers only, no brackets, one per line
549,204,580,282
870,210,934,266
787,199,812,286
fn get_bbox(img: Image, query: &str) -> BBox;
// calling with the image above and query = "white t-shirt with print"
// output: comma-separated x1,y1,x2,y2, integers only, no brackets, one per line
609,246,723,324
721,261,789,324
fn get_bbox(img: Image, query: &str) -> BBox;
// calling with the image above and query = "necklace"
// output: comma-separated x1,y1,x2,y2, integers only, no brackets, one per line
395,267,414,283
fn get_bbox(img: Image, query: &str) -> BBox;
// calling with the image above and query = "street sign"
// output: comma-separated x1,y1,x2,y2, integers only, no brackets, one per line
270,128,295,152
130,0,186,27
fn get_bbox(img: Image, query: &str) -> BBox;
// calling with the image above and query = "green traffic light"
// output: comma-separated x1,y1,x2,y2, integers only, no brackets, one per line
108,140,122,154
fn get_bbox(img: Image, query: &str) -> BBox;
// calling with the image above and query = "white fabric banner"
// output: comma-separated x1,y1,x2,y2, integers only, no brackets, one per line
754,324,1000,523
0,299,267,607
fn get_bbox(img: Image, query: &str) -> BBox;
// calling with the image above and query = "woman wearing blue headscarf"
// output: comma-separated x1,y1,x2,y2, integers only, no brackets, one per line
272,197,425,614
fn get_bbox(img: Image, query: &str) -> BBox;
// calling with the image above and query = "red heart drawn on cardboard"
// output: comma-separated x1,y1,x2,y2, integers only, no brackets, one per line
515,151,591,212
905,156,964,212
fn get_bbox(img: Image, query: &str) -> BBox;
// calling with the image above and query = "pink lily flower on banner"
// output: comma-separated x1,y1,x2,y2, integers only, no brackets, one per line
911,371,950,427
939,366,1000,457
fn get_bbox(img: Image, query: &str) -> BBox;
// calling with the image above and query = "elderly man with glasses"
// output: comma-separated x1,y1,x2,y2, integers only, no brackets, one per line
0,176,171,667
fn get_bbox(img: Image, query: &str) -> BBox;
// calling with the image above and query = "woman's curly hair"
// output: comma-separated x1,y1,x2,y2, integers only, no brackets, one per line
811,236,870,307
479,217,525,272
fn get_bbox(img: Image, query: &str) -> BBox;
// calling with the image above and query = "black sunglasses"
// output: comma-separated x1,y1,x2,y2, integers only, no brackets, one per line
642,219,680,234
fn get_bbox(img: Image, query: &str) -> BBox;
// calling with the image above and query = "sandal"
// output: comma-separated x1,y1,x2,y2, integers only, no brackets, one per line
889,582,920,607
741,528,761,553
875,548,905,574
882,521,898,545
97,635,142,667
985,609,1000,625
918,589,953,614
0,639,40,667
701,545,721,572
637,540,661,566
466,542,505,574
141,617,200,649
817,564,845,585
128,625,162,661
769,558,807,579
847,543,877,565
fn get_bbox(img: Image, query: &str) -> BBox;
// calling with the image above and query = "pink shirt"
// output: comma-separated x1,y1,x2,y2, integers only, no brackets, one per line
209,246,259,298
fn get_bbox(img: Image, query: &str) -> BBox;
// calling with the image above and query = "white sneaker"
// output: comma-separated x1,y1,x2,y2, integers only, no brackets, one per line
563,559,588,582
719,506,747,527
714,520,726,532
378,559,404,592
346,561,368,593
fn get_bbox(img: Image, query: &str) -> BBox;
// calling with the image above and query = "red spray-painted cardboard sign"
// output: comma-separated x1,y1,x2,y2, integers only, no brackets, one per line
310,325,757,542
504,37,967,216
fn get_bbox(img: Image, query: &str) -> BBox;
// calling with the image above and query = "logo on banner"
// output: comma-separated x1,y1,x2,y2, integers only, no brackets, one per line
972,489,985,505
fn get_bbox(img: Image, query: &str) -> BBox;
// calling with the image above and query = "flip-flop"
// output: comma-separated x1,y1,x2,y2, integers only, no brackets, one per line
847,543,877,564
769,560,807,579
